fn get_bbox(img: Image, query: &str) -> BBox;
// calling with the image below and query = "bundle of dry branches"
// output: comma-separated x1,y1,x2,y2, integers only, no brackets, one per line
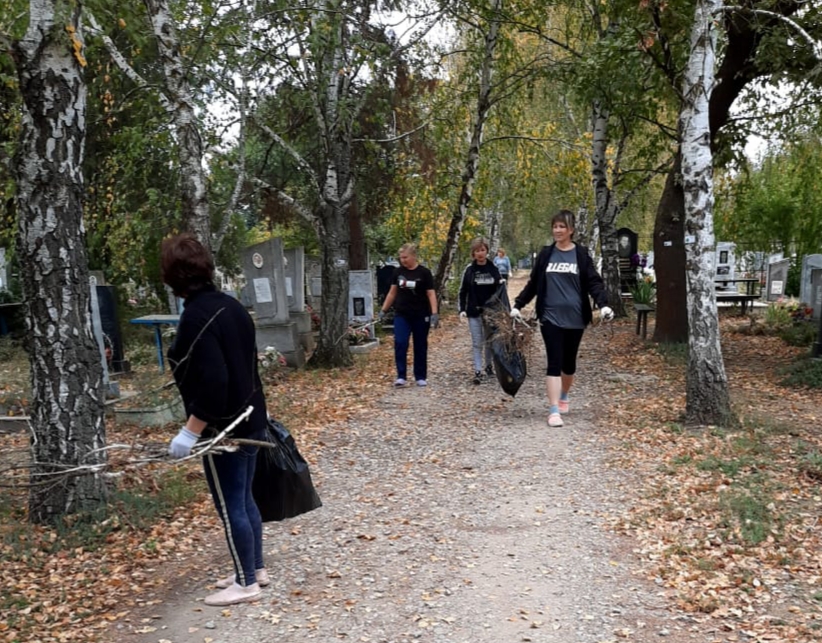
481,307,537,354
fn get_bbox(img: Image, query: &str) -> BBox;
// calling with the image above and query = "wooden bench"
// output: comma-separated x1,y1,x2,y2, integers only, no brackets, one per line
715,292,758,315
634,303,654,339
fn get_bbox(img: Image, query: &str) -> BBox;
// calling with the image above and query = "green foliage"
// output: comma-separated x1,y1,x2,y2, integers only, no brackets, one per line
780,357,822,389
0,468,198,558
630,277,656,304
716,135,822,258
721,488,774,545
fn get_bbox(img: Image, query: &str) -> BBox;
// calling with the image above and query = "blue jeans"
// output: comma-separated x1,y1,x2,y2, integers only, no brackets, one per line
468,316,493,372
393,313,430,381
203,441,264,587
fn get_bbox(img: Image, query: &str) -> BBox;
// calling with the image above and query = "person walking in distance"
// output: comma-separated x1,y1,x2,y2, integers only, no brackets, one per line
510,210,613,427
493,248,512,284
378,243,439,387
459,237,502,384
162,233,270,606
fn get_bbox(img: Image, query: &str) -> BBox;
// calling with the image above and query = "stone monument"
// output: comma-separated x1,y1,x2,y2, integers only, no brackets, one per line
241,238,305,368
799,254,822,308
349,270,376,340
766,258,791,302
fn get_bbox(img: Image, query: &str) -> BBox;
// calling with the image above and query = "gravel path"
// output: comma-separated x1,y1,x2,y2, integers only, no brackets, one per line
119,280,714,643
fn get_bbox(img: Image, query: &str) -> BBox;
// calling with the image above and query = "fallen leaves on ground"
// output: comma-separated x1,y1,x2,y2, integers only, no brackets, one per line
591,314,822,642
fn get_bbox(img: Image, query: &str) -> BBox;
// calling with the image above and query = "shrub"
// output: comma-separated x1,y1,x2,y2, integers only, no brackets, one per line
780,357,822,389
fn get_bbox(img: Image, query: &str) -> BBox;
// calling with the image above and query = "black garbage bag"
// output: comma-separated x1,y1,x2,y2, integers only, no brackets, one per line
482,285,527,397
252,417,322,522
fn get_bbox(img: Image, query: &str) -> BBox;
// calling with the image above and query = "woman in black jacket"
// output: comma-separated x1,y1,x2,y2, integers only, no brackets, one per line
162,233,269,606
511,210,613,427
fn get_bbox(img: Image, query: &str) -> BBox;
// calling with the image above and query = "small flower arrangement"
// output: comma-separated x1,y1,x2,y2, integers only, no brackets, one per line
630,267,656,305
306,304,321,331
258,345,287,371
347,325,372,345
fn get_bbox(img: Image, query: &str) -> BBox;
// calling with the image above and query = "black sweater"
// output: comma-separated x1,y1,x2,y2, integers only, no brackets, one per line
513,244,608,325
458,261,502,317
168,287,267,438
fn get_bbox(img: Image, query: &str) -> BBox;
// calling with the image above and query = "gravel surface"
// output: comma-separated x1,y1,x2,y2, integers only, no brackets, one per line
118,282,717,643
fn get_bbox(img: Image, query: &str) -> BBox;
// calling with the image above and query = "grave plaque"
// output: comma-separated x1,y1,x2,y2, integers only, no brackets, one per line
799,254,822,306
812,269,822,321
349,270,375,337
96,285,126,373
715,242,736,287
766,258,790,301
616,227,638,259
241,238,289,324
283,247,306,312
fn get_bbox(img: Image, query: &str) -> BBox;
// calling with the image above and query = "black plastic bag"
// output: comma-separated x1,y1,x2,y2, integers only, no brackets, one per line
482,285,527,397
252,418,322,522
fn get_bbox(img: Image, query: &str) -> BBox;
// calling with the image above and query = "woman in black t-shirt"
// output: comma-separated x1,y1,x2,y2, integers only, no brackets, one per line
378,243,439,387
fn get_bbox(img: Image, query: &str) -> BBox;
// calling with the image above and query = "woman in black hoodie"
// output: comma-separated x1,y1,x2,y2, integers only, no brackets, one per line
458,237,502,384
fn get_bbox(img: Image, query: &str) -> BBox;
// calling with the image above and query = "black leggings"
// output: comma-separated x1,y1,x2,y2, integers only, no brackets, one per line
539,320,585,377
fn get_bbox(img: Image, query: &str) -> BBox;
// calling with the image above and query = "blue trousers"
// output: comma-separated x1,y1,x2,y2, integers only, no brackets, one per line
203,442,264,587
393,313,430,381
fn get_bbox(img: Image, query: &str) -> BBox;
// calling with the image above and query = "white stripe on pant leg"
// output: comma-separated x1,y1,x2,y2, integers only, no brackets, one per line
206,453,247,585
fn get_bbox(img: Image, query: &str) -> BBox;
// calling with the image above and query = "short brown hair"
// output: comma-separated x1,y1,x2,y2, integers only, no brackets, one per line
470,237,489,256
551,209,575,231
161,233,215,297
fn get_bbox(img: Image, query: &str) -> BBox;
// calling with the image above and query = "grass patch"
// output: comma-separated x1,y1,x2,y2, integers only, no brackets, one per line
697,455,755,477
656,341,688,366
780,356,822,389
720,487,775,545
0,468,199,559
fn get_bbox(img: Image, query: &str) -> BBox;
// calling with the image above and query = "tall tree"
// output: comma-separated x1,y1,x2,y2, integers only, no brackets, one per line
679,0,732,425
8,0,107,523
649,0,816,342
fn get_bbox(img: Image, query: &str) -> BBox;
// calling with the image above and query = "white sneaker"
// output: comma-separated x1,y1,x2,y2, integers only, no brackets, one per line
548,412,563,427
215,568,270,589
416,379,427,387
393,378,408,387
204,582,262,606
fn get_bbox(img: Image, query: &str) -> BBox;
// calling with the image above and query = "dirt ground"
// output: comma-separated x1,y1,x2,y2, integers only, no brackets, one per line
111,274,730,643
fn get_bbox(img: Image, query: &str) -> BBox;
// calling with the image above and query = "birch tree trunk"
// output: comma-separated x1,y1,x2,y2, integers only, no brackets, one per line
433,0,501,298
590,100,625,317
144,0,211,249
13,0,108,523
680,0,733,426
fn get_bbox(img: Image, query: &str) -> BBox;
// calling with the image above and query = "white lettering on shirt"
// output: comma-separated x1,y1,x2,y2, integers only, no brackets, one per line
546,262,578,274
474,273,495,285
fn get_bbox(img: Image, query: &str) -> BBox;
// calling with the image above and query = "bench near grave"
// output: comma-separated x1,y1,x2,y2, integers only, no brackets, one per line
634,303,654,339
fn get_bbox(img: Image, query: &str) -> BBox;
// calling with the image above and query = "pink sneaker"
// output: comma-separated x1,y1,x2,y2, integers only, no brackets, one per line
548,412,563,427
558,399,569,414
204,582,262,606
215,568,270,589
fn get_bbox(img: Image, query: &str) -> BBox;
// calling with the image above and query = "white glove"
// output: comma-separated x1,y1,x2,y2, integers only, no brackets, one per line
169,427,200,459
510,308,522,319
500,278,506,284
600,306,614,322
459,311,467,320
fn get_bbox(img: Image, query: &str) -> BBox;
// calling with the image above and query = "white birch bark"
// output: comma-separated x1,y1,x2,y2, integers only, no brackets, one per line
13,0,107,523
143,0,211,248
434,0,502,297
680,0,733,426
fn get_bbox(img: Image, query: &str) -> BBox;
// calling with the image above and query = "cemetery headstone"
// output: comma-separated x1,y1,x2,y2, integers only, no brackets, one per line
349,270,375,340
89,277,118,397
715,242,736,287
241,239,305,367
376,264,394,305
95,284,127,373
616,227,639,293
283,247,306,313
799,254,822,307
812,270,822,321
305,256,322,310
766,258,791,302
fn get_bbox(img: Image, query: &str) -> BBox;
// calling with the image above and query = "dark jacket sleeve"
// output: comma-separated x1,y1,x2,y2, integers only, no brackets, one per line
458,264,471,313
172,310,229,424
